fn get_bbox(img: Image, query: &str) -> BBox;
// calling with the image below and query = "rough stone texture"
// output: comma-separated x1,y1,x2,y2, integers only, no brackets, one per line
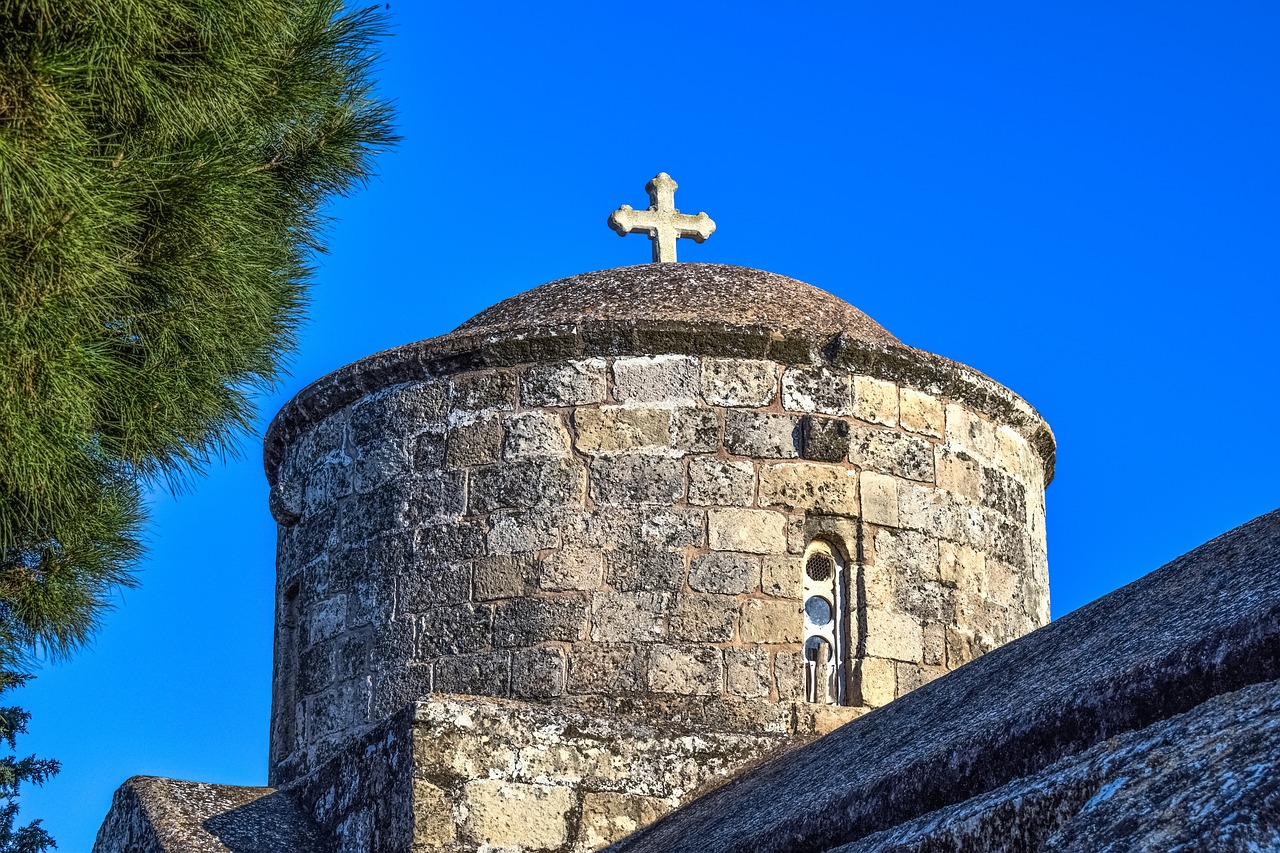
93,777,324,853
608,508,1280,853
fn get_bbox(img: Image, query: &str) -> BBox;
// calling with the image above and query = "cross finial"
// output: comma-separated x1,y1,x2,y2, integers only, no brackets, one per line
608,173,715,263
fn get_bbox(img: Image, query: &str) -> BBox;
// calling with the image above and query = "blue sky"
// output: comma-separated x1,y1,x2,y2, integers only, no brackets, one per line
21,3,1280,848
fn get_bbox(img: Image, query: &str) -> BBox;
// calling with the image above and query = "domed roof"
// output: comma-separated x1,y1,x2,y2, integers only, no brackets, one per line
456,263,901,347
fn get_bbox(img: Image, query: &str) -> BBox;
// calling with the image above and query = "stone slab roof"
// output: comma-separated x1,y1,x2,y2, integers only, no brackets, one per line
457,264,901,346
607,507,1280,853
93,776,325,853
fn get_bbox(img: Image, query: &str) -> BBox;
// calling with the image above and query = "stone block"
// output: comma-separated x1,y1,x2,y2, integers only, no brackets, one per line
521,358,607,407
688,456,755,506
539,547,604,591
860,472,900,528
854,655,896,707
849,426,935,482
403,471,466,525
416,605,492,658
700,358,778,407
726,648,772,698
605,548,686,593
874,528,940,583
895,661,930,697
434,650,510,696
486,510,560,555
445,415,504,468
613,355,699,404
578,792,672,851
669,406,719,453
472,554,537,601
566,643,643,694
853,376,899,427
307,595,348,646
899,388,944,437
412,780,456,847
574,406,672,454
995,424,1033,482
739,598,804,644
412,426,447,471
415,521,487,562
667,593,738,642
645,644,724,695
946,404,997,461
493,597,588,648
781,367,852,415
801,416,851,463
469,459,584,515
923,621,946,666
689,552,759,595
400,560,472,609
936,447,981,501
460,779,575,849
590,454,685,506
981,466,1028,524
639,509,705,549
773,651,804,700
758,463,859,514
708,508,787,555
451,371,517,412
502,411,569,460
511,646,566,699
864,609,923,663
936,537,983,591
590,591,670,642
761,555,803,599
723,410,802,459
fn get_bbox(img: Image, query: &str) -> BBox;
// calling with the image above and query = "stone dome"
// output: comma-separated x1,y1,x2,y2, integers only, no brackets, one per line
456,263,901,346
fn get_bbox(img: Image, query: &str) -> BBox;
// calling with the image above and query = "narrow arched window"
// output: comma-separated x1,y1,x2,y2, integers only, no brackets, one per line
802,541,847,705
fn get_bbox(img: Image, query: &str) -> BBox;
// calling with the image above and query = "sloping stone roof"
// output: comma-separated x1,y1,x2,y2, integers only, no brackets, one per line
93,776,325,853
607,508,1280,853
263,264,1055,486
457,264,901,346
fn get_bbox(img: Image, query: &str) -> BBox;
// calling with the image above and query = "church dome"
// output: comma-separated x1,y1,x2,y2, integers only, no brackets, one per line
456,263,901,347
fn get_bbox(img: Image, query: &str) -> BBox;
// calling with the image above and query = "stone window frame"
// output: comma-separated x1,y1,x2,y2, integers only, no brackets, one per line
802,538,851,705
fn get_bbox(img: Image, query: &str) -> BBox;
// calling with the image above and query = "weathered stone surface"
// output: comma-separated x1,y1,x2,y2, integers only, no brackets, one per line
935,447,981,499
590,592,670,643
781,367,851,415
446,414,504,468
726,648,773,698
758,462,858,514
609,509,1280,853
579,792,672,851
539,547,604,592
853,376,898,427
522,359,608,407
574,406,671,454
92,777,324,853
667,593,737,643
864,609,923,663
669,406,719,453
493,597,588,648
434,650,511,696
646,644,724,695
469,458,584,514
511,646,567,699
687,456,755,506
451,371,518,412
487,510,561,555
708,508,787,555
613,355,699,404
473,554,537,601
591,454,684,506
503,411,570,460
800,416,851,463
689,552,758,595
461,779,575,849
567,643,644,694
860,472,900,528
700,359,778,407
604,549,685,593
739,598,803,644
760,555,802,599
723,411,802,459
898,388,944,438
848,427,934,482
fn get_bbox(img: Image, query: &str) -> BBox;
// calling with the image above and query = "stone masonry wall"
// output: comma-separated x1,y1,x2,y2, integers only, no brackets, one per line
268,353,1049,785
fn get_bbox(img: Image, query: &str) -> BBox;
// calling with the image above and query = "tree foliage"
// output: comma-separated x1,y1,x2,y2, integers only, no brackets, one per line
0,0,395,660
0,670,56,853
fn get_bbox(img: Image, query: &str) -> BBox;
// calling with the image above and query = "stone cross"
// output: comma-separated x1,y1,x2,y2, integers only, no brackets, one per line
608,173,716,263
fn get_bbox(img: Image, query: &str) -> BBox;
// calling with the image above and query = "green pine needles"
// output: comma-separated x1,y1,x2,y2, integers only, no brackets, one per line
0,0,395,659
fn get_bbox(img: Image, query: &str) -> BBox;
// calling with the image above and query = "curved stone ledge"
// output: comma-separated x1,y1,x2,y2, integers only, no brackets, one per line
264,320,1055,488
